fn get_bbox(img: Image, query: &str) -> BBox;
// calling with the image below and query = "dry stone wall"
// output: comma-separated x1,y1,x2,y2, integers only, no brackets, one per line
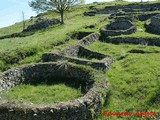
0,62,108,120
100,20,136,37
42,32,114,71
96,3,160,14
42,52,113,71
145,14,160,35
78,33,100,46
23,18,60,32
103,37,160,46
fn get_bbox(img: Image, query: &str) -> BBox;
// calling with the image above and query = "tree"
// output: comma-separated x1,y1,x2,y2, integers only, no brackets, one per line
29,0,84,24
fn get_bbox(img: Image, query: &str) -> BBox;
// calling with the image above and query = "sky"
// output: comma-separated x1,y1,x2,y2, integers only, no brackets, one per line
0,0,153,28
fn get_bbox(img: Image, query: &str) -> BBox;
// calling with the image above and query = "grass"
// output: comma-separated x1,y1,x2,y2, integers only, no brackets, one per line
0,11,107,71
86,41,160,59
0,1,160,119
87,41,160,119
1,1,159,72
1,83,82,104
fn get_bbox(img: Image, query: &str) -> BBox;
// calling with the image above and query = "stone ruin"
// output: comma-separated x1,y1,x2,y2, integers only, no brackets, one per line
0,62,108,120
84,11,96,16
109,16,134,22
71,31,93,40
0,32,114,120
0,17,61,40
100,19,137,37
42,32,114,71
145,14,160,35
23,17,60,32
96,3,160,15
42,45,114,71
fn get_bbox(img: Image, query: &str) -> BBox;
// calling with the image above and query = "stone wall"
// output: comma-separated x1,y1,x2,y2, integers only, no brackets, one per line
57,33,100,57
109,21,132,30
23,18,60,32
78,46,106,60
84,11,96,16
59,45,106,59
112,16,134,22
78,33,100,46
0,62,108,120
100,20,136,37
71,32,93,40
96,3,160,14
145,14,160,34
0,33,26,40
42,52,114,71
103,37,160,46
41,32,114,71
137,12,160,21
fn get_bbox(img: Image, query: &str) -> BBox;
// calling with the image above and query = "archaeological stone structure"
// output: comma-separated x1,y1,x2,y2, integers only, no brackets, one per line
145,14,160,35
103,37,160,47
23,18,60,32
0,62,108,120
71,31,93,40
42,46,114,71
0,31,114,120
2,2,160,119
96,3,160,15
42,32,114,71
100,19,137,37
84,11,96,16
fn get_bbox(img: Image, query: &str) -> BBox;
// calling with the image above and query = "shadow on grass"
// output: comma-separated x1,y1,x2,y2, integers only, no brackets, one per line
23,76,90,94
0,31,35,40
0,24,61,40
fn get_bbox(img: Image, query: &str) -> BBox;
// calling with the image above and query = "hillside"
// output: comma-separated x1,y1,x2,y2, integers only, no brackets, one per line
0,1,160,120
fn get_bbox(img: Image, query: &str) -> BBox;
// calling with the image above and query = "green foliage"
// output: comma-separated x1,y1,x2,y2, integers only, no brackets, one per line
29,0,84,23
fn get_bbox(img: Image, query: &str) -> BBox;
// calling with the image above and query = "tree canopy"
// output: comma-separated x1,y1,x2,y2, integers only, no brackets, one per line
29,0,84,24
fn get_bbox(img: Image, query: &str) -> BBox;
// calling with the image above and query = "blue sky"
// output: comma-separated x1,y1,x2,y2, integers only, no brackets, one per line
0,0,151,28
0,0,36,28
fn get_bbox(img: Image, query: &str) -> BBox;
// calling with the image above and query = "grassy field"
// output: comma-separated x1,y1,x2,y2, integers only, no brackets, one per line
1,83,82,104
0,1,160,119
87,41,160,119
0,4,107,72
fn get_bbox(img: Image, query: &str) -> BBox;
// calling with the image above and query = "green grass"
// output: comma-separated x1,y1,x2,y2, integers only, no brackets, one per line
87,41,160,119
0,9,107,72
1,1,159,72
0,1,160,119
86,41,160,59
1,83,82,104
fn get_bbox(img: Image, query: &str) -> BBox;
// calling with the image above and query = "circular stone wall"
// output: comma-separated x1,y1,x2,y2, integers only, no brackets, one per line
0,62,108,120
100,20,137,37
145,14,160,35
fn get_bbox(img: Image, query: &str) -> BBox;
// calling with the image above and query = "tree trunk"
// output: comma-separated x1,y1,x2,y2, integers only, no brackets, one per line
22,11,25,30
60,10,64,24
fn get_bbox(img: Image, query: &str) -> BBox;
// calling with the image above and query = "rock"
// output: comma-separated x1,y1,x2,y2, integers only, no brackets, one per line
84,11,96,16
100,19,136,37
23,18,60,32
145,14,160,35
